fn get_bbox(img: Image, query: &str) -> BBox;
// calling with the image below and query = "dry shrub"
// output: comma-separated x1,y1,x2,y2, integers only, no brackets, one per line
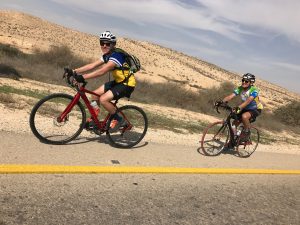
0,43,25,57
273,100,300,126
135,81,198,110
0,44,88,85
0,93,16,104
134,81,236,114
31,45,87,68
197,81,238,114
0,63,21,80
255,112,285,131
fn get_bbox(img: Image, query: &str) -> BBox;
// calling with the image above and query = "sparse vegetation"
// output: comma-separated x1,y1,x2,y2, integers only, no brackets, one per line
0,93,16,104
0,43,25,57
32,45,87,68
0,43,88,84
1,43,299,137
273,100,300,126
135,80,239,116
146,110,208,134
0,85,50,99
0,63,21,79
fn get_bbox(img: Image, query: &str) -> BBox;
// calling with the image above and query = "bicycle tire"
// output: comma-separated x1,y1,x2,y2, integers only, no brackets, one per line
106,105,148,148
236,126,259,158
29,93,86,144
201,121,229,156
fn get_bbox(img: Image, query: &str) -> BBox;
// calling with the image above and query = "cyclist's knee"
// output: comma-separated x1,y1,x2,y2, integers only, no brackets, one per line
99,94,113,105
242,112,251,120
99,95,108,104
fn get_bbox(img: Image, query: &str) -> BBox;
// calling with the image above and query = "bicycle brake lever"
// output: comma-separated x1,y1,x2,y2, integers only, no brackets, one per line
216,106,220,114
65,74,73,86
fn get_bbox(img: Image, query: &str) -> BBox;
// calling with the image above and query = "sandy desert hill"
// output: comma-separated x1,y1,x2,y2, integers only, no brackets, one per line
1,10,299,110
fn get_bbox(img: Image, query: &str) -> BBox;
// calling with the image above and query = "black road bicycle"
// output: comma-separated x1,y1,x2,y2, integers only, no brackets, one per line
200,102,260,157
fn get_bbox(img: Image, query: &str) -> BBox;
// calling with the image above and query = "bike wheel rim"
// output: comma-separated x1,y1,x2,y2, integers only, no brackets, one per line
30,94,85,144
106,105,148,148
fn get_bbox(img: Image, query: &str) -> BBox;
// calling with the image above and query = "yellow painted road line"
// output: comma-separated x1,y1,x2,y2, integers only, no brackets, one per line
0,164,300,174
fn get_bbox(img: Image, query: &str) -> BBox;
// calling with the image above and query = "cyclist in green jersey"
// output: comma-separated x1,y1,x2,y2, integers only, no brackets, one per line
216,73,263,141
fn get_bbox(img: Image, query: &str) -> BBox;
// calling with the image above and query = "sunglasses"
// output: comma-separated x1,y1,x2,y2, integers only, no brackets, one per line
242,79,250,83
100,41,111,47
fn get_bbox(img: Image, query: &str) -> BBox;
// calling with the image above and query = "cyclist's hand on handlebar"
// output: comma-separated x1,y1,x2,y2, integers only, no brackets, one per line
73,73,85,83
63,67,85,82
232,106,241,114
214,100,223,107
64,67,74,76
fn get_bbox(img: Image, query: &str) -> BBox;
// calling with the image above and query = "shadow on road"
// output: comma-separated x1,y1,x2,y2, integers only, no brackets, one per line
40,135,149,149
196,147,239,157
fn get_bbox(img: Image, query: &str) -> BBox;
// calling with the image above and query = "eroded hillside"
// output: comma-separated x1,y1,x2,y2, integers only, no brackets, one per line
1,10,299,110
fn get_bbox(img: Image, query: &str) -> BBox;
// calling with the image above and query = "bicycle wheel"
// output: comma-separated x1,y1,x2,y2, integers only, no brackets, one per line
236,126,259,158
29,93,86,144
201,121,229,156
106,105,148,148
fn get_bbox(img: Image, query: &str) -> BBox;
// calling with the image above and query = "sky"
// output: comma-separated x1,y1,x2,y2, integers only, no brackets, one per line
1,0,300,94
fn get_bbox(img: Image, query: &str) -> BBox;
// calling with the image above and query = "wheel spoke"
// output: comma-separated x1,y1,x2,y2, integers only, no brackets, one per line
30,94,85,144
201,122,229,156
237,126,259,157
106,105,148,148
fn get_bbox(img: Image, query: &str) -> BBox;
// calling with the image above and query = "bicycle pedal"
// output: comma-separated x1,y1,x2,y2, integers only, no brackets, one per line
85,125,93,130
86,120,95,127
241,141,252,145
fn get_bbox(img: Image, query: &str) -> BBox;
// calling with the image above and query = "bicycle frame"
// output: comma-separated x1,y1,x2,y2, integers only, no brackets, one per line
213,103,240,148
222,114,236,148
57,85,113,131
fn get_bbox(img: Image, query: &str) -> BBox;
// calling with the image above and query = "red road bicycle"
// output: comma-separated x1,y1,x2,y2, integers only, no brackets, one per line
200,102,260,157
29,69,148,148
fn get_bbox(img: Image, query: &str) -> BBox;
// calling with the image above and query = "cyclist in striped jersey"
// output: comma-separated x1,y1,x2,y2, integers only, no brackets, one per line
219,73,263,141
73,31,136,131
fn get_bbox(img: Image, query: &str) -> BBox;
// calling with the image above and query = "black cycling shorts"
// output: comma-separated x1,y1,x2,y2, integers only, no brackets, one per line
237,109,262,123
104,81,135,100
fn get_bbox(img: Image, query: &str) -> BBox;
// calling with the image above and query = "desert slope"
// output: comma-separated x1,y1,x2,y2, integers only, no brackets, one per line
1,10,299,109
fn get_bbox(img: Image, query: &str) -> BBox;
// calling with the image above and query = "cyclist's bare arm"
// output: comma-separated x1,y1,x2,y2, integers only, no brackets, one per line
223,93,235,102
238,96,254,110
83,61,116,80
74,59,103,74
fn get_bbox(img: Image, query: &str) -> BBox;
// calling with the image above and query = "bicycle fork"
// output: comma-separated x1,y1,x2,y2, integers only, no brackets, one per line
57,93,81,123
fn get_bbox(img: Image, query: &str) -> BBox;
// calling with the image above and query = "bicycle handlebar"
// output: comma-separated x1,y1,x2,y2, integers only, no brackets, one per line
214,102,239,120
63,68,87,89
214,102,232,114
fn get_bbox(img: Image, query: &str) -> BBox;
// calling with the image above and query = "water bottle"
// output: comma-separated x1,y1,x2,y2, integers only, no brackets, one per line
232,124,237,136
236,126,243,136
90,100,98,108
90,100,100,117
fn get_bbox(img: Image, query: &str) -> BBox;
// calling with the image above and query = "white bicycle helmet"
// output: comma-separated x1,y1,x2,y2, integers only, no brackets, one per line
99,31,116,43
242,73,255,83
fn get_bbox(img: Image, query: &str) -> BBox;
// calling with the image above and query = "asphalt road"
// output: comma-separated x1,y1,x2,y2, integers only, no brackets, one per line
0,131,299,225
